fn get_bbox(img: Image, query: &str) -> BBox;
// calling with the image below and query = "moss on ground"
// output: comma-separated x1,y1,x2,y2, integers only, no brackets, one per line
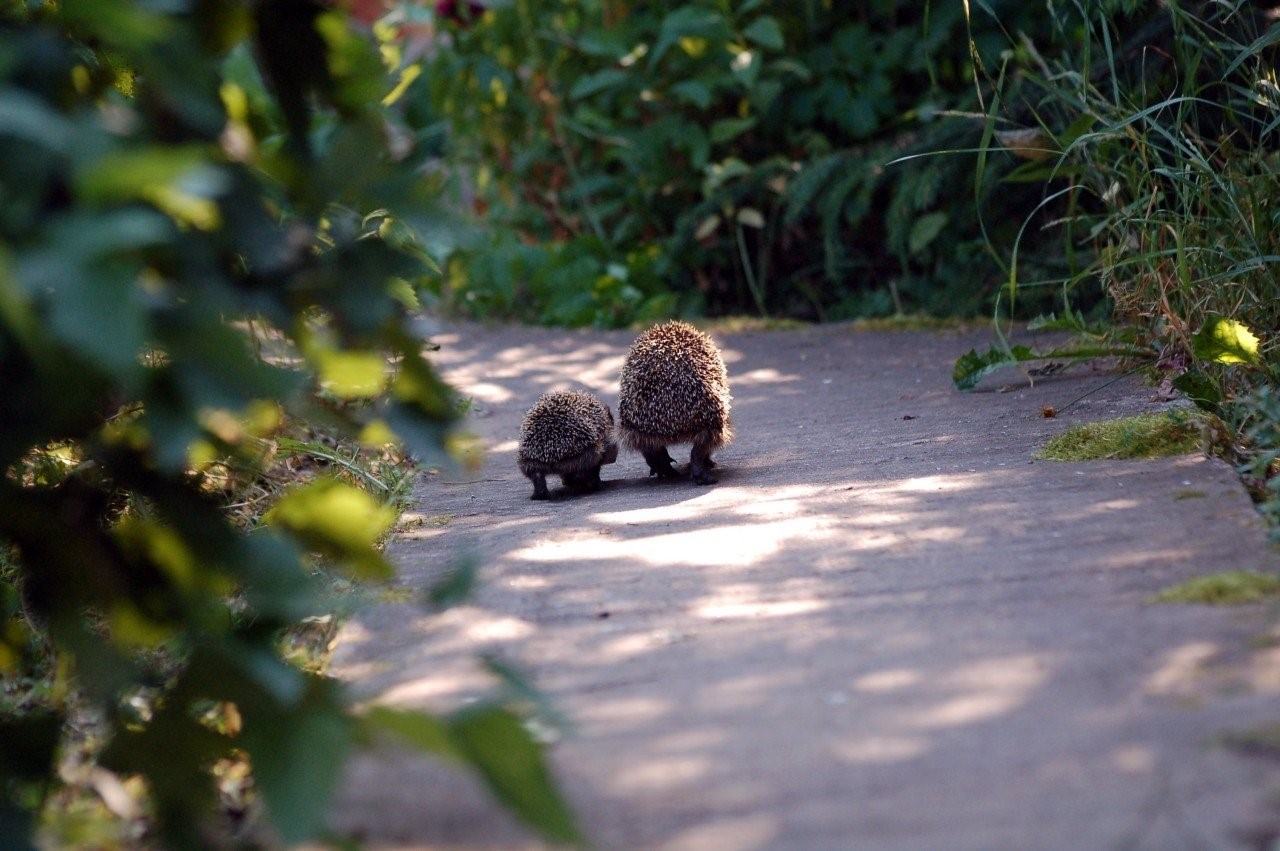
1038,411,1204,461
1150,571,1280,605
694,316,810,333
849,314,985,332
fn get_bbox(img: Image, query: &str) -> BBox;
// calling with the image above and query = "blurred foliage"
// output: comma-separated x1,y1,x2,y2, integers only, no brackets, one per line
0,1,575,848
411,0,1083,325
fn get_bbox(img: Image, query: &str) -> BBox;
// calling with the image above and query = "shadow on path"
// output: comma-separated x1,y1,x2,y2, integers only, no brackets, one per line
331,322,1280,851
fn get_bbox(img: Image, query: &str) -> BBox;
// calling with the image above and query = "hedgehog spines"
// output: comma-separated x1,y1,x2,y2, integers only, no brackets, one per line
618,321,732,485
517,390,617,500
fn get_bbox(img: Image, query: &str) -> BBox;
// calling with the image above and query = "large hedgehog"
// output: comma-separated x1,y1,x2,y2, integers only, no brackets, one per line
518,390,619,500
619,321,732,485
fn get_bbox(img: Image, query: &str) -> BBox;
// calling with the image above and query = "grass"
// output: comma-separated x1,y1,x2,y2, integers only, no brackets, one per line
848,314,984,333
1037,411,1204,461
982,5,1279,530
1150,571,1280,605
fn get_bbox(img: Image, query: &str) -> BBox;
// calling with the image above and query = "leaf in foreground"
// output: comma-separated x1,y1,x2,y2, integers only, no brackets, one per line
449,706,581,845
367,704,580,845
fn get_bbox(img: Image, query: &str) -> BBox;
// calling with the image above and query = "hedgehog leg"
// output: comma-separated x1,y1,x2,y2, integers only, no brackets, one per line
690,441,718,486
642,446,679,479
529,473,550,500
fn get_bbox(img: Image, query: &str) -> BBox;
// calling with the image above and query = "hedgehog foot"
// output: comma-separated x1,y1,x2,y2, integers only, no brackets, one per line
643,447,679,479
529,473,550,500
690,443,718,486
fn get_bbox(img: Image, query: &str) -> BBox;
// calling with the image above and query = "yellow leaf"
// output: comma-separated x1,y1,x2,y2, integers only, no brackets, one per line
359,419,399,448
679,37,708,57
383,63,422,107
243,400,284,437
1193,317,1261,365
114,517,197,588
111,604,174,648
315,349,389,399
266,479,396,580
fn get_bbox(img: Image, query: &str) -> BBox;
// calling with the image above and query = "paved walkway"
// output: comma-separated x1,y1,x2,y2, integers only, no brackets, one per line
330,323,1280,850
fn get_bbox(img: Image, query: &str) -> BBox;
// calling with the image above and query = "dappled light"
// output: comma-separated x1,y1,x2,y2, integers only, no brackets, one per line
331,322,1280,849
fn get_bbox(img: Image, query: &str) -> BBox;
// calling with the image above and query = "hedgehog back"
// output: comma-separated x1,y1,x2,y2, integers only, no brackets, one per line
619,321,731,447
519,391,613,467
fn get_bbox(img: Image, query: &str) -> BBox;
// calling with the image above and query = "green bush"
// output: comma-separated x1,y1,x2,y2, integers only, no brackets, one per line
0,1,573,847
419,0,1075,325
976,2,1280,528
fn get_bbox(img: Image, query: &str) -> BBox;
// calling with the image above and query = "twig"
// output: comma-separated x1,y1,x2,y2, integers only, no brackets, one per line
1056,365,1144,414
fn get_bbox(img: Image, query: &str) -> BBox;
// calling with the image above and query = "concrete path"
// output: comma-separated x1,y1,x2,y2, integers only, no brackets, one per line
330,323,1280,850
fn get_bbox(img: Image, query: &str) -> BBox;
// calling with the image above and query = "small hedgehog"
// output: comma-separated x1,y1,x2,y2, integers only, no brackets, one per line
619,321,732,485
518,390,619,500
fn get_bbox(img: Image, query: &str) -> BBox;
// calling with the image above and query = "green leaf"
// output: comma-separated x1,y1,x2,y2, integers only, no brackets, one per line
952,343,1145,391
1192,317,1260,366
265,478,396,580
448,706,580,845
743,16,784,50
907,212,948,255
709,117,756,144
481,654,571,733
242,679,352,845
424,554,477,611
0,90,75,152
953,345,1034,391
650,6,727,67
670,80,713,110
59,0,170,45
1172,370,1222,411
362,707,458,759
784,154,844,224
569,69,629,100
76,145,218,204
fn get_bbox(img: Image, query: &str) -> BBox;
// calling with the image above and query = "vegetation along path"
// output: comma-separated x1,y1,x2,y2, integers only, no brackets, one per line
330,323,1280,850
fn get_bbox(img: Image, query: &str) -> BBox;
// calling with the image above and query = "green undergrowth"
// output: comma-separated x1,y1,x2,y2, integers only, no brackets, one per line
1150,571,1280,606
1038,412,1205,461
423,2,1076,326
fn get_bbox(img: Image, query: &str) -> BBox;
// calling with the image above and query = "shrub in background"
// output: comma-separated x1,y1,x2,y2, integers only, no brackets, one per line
415,0,1079,326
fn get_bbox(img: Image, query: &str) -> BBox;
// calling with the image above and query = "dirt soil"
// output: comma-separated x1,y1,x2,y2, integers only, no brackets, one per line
329,322,1280,851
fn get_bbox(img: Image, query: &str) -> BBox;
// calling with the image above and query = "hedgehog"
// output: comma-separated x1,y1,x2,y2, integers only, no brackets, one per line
518,390,619,500
619,321,732,486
